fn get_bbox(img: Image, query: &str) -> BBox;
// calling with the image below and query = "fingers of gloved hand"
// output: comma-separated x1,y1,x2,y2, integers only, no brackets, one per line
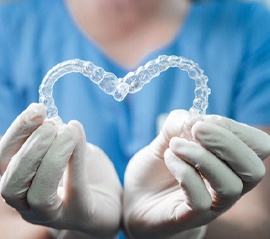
62,121,87,194
151,110,190,158
26,122,79,215
0,103,46,175
192,121,266,194
203,115,270,160
0,122,56,210
169,137,243,211
164,149,212,213
160,110,190,141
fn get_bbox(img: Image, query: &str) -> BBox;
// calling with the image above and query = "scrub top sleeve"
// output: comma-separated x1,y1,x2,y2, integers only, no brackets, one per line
234,3,270,126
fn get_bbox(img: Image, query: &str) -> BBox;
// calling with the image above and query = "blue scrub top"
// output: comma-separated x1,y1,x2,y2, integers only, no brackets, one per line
1,0,270,183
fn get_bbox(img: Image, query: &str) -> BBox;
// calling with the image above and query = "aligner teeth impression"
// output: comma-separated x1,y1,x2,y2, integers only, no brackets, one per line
39,55,211,131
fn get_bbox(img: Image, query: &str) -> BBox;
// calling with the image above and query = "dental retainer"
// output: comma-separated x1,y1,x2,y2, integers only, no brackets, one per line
39,55,211,138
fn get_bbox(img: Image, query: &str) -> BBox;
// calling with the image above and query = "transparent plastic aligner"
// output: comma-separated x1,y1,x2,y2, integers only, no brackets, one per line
39,55,211,137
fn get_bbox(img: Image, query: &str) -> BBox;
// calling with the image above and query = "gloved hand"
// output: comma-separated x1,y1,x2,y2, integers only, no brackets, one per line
0,103,122,239
123,110,270,239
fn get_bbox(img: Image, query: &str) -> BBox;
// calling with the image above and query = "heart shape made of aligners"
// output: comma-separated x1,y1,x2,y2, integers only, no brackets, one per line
39,55,211,136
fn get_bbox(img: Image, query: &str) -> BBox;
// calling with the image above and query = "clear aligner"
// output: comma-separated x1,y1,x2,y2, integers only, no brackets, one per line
39,55,211,136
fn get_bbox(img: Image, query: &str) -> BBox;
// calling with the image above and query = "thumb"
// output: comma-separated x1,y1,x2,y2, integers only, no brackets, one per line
150,110,190,159
64,121,87,195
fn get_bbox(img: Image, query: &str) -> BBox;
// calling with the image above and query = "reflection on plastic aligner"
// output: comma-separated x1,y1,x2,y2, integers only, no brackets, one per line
39,55,211,138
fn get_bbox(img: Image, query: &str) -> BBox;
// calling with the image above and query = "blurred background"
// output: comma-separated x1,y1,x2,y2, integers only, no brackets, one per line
0,0,270,5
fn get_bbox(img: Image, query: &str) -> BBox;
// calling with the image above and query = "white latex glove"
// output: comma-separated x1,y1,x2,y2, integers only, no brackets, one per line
123,110,270,239
0,103,122,239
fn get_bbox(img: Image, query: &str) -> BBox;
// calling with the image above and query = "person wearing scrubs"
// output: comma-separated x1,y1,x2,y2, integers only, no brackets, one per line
0,0,270,238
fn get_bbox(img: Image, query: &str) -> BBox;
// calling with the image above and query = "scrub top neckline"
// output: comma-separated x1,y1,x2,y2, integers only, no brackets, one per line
60,0,195,73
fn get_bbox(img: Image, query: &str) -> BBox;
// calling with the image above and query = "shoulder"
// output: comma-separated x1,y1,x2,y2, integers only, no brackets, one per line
191,0,270,30
184,0,270,54
0,0,70,77
187,0,270,55
0,0,63,35
0,0,49,52
0,0,45,26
